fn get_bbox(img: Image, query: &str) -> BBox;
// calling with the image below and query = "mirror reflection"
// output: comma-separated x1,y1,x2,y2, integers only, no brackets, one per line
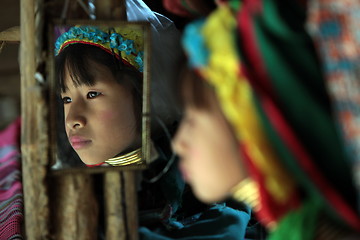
52,22,149,170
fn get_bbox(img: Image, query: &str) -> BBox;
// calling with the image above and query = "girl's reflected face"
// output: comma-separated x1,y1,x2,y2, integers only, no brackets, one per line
61,62,140,165
172,88,247,203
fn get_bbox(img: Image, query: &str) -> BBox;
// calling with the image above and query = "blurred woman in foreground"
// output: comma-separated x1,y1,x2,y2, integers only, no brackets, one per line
172,1,360,239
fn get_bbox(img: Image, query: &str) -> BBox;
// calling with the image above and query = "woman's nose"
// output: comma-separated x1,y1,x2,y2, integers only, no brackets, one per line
65,103,87,130
172,125,188,156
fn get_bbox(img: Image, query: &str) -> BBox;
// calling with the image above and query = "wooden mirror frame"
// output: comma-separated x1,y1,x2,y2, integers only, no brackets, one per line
48,20,151,174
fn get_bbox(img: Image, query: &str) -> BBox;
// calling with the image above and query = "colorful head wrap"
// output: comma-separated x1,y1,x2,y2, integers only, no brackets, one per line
183,4,299,228
182,2,360,239
55,25,144,72
162,0,215,18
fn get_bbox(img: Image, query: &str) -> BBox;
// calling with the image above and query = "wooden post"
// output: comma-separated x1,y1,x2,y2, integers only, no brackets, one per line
104,172,127,239
124,171,138,240
104,171,138,240
20,0,49,239
45,1,100,240
21,0,100,239
51,174,98,240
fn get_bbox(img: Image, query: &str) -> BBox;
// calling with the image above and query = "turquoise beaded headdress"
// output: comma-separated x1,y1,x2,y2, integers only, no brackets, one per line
55,25,144,72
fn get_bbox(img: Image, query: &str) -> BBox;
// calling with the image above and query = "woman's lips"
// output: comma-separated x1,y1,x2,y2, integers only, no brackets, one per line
69,136,92,150
179,163,190,182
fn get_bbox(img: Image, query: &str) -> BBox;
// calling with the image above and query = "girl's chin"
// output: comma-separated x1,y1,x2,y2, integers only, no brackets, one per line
80,157,105,166
84,161,106,167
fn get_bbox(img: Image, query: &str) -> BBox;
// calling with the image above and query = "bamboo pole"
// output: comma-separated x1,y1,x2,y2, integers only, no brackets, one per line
0,26,20,42
20,0,49,239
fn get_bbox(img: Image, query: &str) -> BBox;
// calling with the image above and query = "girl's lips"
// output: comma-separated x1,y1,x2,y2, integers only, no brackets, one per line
69,136,92,150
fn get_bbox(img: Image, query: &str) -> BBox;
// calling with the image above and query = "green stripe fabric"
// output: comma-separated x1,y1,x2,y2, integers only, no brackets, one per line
253,0,356,210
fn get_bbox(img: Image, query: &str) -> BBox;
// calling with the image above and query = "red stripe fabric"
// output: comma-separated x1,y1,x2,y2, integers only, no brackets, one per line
237,0,275,97
0,118,23,239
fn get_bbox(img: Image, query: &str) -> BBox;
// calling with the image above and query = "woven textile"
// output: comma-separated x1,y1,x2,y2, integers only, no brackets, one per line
307,0,360,207
0,117,23,239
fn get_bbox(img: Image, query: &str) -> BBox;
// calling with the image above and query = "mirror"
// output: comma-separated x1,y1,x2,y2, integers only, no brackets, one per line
49,20,151,173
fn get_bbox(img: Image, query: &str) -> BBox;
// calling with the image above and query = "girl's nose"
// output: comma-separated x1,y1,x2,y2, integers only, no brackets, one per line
65,103,87,130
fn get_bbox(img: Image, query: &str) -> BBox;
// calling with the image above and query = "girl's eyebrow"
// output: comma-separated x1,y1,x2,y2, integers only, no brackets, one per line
60,86,70,94
61,80,101,94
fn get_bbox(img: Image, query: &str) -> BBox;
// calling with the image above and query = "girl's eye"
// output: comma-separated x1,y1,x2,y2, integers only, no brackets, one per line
87,91,102,99
62,96,72,104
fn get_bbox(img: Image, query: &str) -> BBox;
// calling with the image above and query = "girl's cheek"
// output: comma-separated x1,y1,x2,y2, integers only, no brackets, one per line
99,110,115,121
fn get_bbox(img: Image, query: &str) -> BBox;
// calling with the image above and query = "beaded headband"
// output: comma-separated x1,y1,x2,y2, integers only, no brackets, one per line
55,25,144,72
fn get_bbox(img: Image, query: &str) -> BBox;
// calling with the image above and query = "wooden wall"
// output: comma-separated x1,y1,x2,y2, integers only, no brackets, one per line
0,0,20,130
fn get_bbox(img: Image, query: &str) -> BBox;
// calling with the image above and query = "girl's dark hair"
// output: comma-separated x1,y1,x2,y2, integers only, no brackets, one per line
178,63,214,111
55,44,143,131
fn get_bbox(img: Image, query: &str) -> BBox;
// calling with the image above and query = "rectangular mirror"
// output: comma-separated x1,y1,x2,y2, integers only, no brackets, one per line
48,20,151,173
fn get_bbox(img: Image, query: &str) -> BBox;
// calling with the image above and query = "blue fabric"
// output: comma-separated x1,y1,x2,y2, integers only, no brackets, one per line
139,204,252,240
